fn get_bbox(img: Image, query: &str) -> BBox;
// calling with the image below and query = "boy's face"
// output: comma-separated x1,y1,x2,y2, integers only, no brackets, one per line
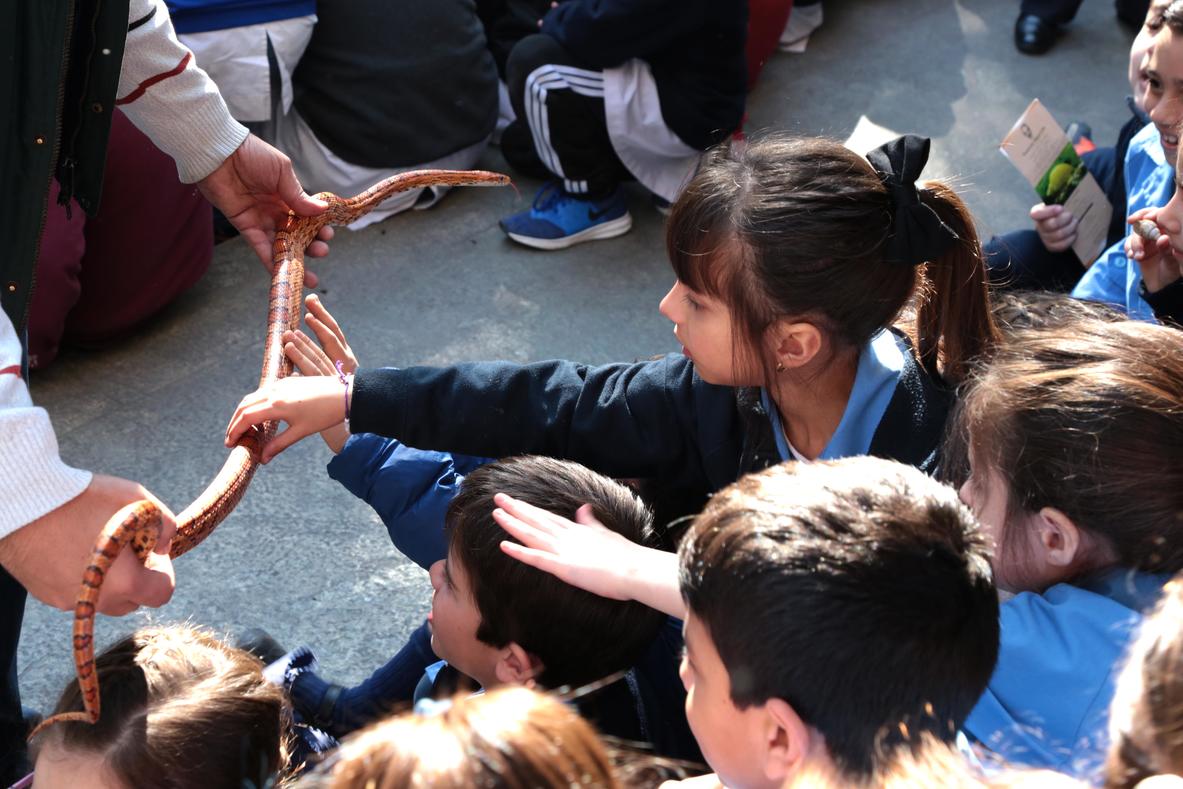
1131,0,1170,105
1144,26,1183,167
428,550,504,689
680,613,781,789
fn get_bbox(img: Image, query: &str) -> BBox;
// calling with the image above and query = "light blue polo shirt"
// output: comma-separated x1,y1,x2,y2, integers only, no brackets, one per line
964,568,1167,778
760,329,905,461
1073,123,1175,322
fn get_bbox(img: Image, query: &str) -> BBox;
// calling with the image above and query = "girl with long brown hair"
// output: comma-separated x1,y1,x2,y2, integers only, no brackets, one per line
955,318,1183,779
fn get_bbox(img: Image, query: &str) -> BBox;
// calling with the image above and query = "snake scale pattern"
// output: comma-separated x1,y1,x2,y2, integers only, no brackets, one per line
29,169,511,739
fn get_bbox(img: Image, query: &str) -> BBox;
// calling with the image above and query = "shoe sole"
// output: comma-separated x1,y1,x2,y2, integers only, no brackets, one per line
507,213,633,250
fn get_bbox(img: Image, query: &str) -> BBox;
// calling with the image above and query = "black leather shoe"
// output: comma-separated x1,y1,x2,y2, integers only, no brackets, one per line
235,627,288,665
1014,13,1060,55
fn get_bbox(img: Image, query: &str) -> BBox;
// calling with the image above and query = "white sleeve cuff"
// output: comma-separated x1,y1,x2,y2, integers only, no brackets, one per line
0,408,92,540
118,0,249,182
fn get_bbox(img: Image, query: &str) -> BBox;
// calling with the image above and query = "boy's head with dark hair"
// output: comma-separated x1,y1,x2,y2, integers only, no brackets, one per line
677,457,999,788
428,456,665,691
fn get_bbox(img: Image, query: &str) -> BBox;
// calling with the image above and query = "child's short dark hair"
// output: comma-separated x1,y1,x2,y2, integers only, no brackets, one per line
31,625,290,788
446,456,666,689
679,457,999,778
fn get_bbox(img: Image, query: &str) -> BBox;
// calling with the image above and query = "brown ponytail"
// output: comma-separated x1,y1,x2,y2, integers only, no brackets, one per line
917,182,1001,384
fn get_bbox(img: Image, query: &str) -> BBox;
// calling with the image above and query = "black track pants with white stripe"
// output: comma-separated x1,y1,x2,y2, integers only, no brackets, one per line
504,34,632,199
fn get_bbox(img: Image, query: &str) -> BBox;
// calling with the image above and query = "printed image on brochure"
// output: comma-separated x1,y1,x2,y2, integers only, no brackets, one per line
1000,99,1113,267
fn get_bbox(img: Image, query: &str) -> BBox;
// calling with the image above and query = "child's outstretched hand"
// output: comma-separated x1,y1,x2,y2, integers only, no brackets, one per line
1126,207,1183,294
295,293,360,374
284,330,350,454
225,375,346,462
493,492,684,619
281,295,359,453
1031,202,1079,254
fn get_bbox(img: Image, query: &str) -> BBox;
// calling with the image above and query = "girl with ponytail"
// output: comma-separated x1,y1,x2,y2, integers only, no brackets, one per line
226,133,998,514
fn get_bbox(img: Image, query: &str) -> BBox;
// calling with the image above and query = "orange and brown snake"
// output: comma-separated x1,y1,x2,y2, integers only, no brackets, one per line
29,169,510,739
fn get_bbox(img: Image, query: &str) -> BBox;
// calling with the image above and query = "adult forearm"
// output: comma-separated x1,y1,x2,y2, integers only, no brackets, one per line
118,0,248,182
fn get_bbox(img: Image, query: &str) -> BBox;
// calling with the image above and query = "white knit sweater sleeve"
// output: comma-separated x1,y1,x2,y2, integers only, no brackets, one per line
0,315,92,541
117,0,249,183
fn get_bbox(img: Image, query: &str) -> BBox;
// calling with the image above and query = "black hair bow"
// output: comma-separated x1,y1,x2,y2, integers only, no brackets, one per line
866,135,959,266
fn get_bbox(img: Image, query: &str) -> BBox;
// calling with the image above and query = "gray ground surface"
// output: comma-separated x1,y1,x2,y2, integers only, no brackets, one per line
18,0,1134,711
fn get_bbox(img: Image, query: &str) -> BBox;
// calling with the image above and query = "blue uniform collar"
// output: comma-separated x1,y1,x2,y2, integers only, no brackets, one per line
761,329,905,462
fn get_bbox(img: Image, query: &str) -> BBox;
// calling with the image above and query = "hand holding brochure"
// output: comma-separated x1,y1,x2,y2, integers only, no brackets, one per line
1000,99,1113,267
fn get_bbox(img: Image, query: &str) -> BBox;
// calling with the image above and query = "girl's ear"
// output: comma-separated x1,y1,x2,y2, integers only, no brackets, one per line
1035,507,1084,568
761,697,815,782
770,320,823,371
493,643,544,685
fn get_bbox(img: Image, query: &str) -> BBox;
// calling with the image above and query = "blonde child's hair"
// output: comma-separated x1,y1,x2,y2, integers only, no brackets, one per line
32,624,291,788
304,686,621,788
1106,576,1183,788
792,735,1083,789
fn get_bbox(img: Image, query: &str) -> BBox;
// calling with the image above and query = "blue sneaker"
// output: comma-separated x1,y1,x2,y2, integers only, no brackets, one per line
500,183,632,250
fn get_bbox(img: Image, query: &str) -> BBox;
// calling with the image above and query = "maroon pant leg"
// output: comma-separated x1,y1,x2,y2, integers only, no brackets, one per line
26,183,87,369
64,110,213,347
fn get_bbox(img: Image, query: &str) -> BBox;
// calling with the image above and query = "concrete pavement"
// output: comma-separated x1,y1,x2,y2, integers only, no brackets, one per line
18,0,1135,711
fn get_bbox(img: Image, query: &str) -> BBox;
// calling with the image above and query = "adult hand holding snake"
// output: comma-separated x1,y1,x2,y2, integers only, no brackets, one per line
0,475,176,615
197,133,334,288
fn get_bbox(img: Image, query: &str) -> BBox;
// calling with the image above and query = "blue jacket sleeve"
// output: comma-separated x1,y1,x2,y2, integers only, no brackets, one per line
541,0,708,68
349,355,720,487
327,433,491,570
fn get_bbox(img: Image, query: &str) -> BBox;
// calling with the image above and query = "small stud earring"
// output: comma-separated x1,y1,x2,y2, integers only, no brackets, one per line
775,362,785,372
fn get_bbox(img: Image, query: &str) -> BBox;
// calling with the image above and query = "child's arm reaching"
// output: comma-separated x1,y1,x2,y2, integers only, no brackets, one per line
492,492,685,619
282,294,360,453
227,293,363,461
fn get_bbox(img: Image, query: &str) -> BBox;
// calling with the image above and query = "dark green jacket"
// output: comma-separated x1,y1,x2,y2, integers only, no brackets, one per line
1,0,131,334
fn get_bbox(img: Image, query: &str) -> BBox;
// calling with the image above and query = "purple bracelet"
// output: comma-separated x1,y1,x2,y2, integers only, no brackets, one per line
335,360,352,425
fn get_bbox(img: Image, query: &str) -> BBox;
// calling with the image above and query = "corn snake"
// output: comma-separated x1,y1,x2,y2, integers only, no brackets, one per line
29,169,511,738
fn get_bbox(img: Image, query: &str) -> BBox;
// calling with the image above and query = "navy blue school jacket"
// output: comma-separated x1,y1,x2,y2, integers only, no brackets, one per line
349,329,952,516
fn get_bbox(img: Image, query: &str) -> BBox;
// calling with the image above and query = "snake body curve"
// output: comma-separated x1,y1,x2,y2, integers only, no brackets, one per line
30,169,511,738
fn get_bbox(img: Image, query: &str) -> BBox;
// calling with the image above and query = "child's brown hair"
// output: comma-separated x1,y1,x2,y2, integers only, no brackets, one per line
31,625,290,788
305,686,620,789
1106,575,1183,789
952,318,1183,583
666,134,998,386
